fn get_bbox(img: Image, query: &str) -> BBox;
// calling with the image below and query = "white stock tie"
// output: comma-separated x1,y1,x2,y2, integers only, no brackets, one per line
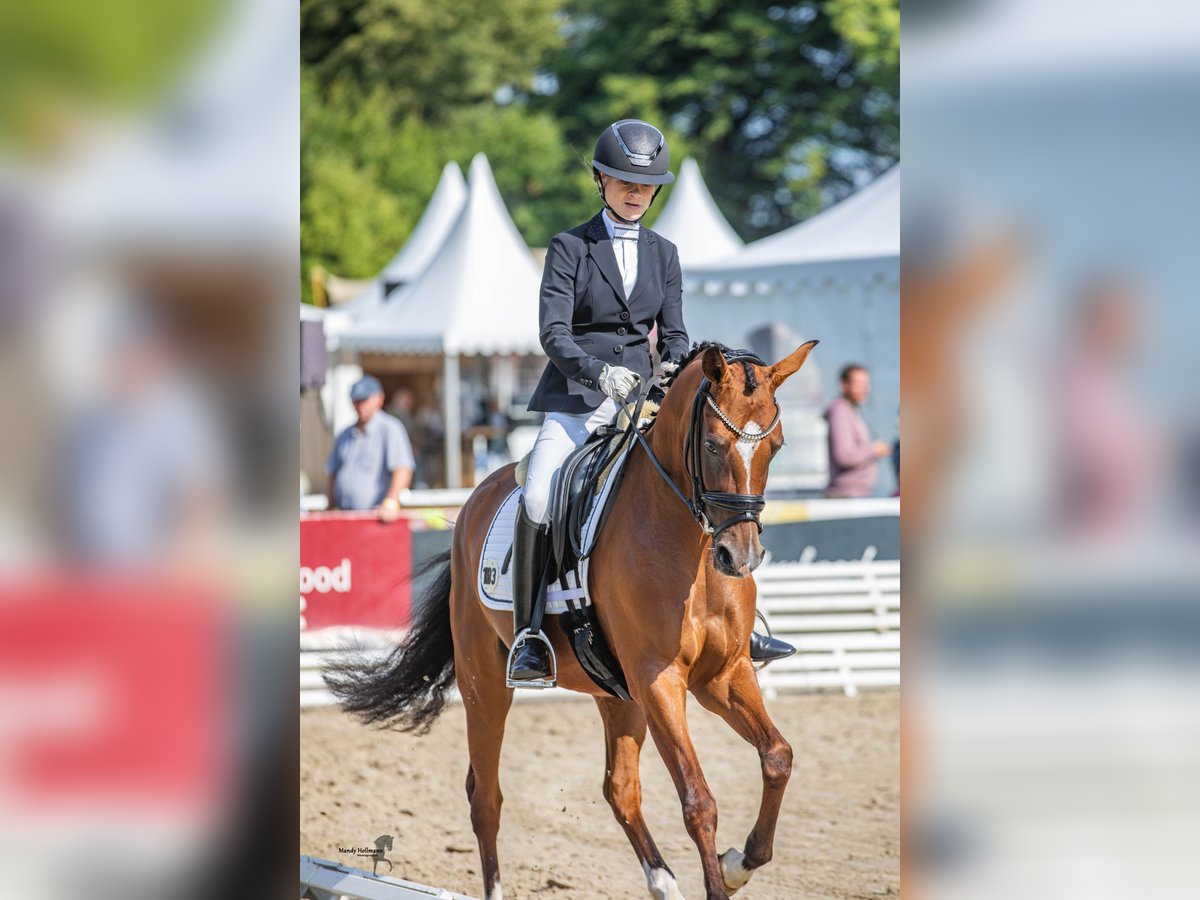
604,214,640,298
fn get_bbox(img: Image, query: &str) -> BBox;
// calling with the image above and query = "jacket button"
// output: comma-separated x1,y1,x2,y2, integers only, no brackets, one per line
617,326,626,335
614,345,623,353
619,311,629,320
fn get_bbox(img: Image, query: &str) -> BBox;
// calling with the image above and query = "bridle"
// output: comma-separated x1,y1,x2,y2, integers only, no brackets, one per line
629,349,779,542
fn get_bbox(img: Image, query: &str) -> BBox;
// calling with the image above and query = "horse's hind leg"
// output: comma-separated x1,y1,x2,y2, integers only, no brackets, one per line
455,604,514,900
692,659,792,894
596,697,684,900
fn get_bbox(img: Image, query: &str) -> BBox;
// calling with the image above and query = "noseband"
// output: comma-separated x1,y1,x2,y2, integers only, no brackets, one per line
630,349,778,543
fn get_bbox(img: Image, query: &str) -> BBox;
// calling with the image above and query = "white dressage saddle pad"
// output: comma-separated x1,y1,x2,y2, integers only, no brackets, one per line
477,448,628,615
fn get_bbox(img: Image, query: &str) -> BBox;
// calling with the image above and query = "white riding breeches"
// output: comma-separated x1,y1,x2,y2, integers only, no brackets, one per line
522,398,617,525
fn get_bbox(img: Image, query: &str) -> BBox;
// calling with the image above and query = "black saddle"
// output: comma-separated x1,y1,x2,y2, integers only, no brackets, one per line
546,422,623,579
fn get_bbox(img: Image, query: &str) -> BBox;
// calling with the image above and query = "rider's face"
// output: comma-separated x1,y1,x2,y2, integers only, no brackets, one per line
600,175,655,221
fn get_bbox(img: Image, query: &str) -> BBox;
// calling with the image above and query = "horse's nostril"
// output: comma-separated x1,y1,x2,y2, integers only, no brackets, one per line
715,544,733,571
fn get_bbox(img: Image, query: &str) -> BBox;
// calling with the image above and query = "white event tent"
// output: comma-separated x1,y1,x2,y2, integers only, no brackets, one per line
379,161,468,293
683,167,900,494
323,161,467,342
651,158,743,268
51,0,298,253
339,153,543,486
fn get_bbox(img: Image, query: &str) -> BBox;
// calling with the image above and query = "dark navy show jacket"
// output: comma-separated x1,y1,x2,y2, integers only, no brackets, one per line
528,211,690,414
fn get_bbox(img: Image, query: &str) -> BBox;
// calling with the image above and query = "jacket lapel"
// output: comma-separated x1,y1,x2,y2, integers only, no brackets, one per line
625,228,657,308
585,212,629,307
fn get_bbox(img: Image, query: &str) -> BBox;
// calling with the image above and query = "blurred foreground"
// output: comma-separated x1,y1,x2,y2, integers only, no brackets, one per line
905,1,1200,897
0,0,297,896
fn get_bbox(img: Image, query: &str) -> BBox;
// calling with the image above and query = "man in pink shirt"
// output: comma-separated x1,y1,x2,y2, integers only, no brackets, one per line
824,364,892,498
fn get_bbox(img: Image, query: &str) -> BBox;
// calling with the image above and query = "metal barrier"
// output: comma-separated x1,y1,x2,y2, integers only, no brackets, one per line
300,856,477,900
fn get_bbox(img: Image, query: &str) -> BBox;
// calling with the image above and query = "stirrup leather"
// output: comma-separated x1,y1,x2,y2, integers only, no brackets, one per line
505,628,558,689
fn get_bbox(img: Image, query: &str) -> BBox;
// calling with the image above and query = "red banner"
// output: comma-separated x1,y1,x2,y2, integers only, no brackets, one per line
0,581,225,811
300,512,413,631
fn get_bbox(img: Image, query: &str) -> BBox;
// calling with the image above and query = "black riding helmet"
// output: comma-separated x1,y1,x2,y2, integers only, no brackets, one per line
592,119,674,223
592,119,675,185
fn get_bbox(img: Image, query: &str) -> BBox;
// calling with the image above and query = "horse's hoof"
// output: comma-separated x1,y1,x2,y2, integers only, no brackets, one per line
719,848,753,894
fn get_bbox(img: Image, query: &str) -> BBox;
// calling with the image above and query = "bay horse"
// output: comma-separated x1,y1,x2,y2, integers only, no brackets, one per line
327,340,819,900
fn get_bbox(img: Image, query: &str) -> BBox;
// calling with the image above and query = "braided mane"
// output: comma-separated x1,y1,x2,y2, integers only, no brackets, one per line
661,341,761,395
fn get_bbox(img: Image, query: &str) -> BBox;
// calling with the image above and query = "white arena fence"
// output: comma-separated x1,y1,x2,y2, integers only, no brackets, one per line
301,856,478,900
301,548,898,707
753,547,899,697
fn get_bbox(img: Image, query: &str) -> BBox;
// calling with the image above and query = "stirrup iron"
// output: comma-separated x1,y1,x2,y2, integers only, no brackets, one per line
505,628,558,689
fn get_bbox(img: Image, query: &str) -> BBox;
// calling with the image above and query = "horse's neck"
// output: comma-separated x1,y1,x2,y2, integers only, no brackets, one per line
621,417,707,568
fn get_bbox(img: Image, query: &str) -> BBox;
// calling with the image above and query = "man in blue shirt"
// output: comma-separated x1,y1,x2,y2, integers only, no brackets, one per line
326,376,415,521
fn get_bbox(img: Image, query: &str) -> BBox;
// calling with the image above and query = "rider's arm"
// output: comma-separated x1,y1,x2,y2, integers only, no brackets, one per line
538,234,606,391
655,239,689,368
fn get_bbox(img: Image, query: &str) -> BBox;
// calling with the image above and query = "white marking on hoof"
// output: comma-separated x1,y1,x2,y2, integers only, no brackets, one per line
486,881,503,900
642,861,686,899
720,847,754,893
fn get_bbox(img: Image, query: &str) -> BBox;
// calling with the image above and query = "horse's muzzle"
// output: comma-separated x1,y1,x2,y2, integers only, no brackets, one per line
713,536,763,578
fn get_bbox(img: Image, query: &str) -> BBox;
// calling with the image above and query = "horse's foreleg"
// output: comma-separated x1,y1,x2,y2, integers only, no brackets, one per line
692,659,792,894
596,697,682,900
637,670,730,900
457,627,514,900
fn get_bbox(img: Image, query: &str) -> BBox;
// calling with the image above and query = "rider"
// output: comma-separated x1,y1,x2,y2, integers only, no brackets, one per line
507,119,795,684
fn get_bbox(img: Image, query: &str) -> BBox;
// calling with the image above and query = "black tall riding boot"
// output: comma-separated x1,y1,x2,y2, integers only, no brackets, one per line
507,498,554,684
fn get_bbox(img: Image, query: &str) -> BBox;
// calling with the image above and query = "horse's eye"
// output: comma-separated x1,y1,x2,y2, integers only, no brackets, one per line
704,439,718,454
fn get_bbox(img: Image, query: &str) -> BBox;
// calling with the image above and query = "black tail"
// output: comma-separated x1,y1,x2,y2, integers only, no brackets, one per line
324,549,456,734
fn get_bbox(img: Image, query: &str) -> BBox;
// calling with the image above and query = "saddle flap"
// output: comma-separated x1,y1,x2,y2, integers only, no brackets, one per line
547,428,614,572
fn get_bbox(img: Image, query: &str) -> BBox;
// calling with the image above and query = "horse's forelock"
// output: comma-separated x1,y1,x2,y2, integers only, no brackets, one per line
739,359,758,394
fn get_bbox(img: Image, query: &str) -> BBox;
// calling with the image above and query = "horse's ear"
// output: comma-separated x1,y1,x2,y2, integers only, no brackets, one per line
701,346,729,385
768,340,819,389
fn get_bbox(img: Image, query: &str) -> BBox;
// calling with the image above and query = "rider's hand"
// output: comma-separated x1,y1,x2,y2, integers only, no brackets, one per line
599,364,640,402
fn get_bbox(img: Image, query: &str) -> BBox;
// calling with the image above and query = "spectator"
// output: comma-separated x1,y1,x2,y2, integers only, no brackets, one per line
1054,276,1160,536
57,309,229,569
824,364,891,498
388,386,424,485
326,375,415,522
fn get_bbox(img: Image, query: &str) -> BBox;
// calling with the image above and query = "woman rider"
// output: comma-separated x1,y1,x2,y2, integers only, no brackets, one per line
507,119,795,684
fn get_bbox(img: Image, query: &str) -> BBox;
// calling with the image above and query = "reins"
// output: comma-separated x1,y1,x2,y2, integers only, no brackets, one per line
627,349,777,543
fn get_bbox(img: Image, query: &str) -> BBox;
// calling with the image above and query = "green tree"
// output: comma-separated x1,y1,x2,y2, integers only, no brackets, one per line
538,0,899,238
301,0,563,122
443,103,597,246
301,71,447,299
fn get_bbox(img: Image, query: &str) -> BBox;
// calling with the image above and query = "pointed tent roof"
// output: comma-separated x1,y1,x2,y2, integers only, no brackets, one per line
692,166,899,276
340,154,541,356
651,158,743,267
380,161,467,288
323,161,467,341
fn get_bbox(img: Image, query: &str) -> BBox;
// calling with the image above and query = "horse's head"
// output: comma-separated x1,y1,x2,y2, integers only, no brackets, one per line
667,340,818,577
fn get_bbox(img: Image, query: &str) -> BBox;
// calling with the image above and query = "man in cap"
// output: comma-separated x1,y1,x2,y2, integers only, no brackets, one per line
326,375,415,522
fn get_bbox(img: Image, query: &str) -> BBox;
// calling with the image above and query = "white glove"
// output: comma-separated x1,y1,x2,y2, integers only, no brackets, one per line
599,364,640,402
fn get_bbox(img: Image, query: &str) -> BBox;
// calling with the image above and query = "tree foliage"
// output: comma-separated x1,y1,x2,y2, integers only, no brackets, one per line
301,0,562,122
539,0,899,237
